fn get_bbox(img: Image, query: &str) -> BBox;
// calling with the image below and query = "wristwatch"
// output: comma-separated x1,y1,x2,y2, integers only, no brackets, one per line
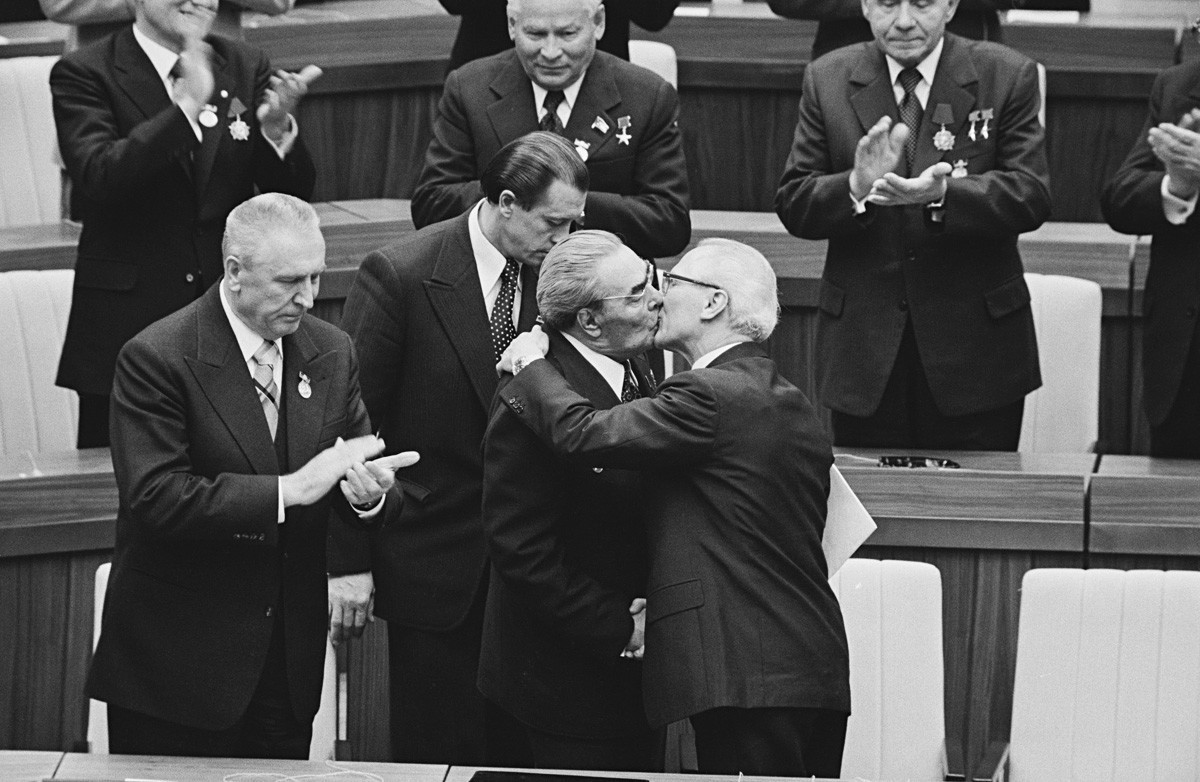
513,354,541,376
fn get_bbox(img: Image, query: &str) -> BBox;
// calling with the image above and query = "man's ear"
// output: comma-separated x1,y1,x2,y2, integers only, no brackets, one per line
224,255,242,291
699,289,729,323
497,189,519,218
575,306,603,337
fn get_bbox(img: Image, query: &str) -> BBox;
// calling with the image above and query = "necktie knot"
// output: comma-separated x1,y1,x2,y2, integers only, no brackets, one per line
621,361,640,403
540,90,566,134
898,68,922,96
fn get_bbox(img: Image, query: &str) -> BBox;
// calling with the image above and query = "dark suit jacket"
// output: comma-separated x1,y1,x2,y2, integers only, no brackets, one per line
767,0,1008,60
87,284,381,730
503,342,850,728
1101,62,1200,426
329,212,540,631
411,49,690,260
776,34,1049,418
479,330,653,740
438,0,680,72
51,27,315,397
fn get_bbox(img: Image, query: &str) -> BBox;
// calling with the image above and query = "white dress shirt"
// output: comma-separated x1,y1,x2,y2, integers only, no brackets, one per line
532,72,586,129
469,199,523,325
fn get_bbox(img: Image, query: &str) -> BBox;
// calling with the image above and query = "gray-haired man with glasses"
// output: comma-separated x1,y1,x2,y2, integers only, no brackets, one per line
498,238,850,777
480,229,661,769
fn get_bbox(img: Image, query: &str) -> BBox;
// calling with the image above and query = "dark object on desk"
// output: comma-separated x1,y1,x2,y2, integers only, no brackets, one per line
878,455,962,469
471,771,649,782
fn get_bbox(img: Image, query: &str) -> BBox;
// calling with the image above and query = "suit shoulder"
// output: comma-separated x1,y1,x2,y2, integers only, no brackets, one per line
207,34,268,67
298,313,353,349
1153,60,1200,94
447,49,515,93
963,38,1036,71
367,216,464,276
121,296,201,357
807,41,872,77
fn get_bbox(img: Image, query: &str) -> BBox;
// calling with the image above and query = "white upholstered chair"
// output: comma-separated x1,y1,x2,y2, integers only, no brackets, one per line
88,563,339,758
0,56,61,227
0,270,77,455
991,568,1200,782
1018,273,1102,453
628,40,678,88
830,558,948,781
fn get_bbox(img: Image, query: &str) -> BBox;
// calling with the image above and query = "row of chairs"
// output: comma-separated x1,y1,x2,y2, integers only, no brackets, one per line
88,560,1199,781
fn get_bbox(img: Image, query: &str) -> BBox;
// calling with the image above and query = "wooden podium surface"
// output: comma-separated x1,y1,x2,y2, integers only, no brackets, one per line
1091,455,1200,557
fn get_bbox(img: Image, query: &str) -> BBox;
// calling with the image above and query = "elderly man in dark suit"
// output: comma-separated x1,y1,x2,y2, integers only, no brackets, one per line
480,230,660,770
1102,60,1200,457
437,0,680,72
500,239,850,778
327,132,589,764
412,0,690,261
50,0,318,448
776,0,1050,450
89,193,402,758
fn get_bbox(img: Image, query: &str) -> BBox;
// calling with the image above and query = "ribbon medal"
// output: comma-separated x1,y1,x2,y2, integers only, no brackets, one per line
298,371,312,399
967,110,980,142
574,139,591,161
198,104,218,129
931,103,955,152
227,96,250,141
951,159,968,178
979,108,994,140
591,116,610,134
616,116,632,146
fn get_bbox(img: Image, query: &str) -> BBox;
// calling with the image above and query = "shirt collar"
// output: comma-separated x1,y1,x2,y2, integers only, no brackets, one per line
885,36,944,92
691,341,749,370
468,199,513,295
132,23,181,84
219,280,281,365
531,70,587,120
561,331,627,399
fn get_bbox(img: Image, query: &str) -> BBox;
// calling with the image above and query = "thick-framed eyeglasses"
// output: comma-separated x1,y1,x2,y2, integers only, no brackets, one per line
596,259,655,303
661,270,722,294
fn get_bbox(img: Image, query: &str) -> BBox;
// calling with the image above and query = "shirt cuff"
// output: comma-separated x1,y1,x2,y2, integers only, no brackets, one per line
1162,175,1198,225
275,477,285,524
354,495,385,519
262,113,299,159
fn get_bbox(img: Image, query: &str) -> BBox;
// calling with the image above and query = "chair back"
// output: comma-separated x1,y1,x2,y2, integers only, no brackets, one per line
830,558,946,781
1010,569,1200,781
0,56,61,227
629,40,677,88
0,269,77,455
1019,273,1101,452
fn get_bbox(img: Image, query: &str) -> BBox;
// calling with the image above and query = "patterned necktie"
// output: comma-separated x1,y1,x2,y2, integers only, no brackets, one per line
621,361,640,403
251,339,280,440
898,68,923,174
491,259,520,362
540,90,566,135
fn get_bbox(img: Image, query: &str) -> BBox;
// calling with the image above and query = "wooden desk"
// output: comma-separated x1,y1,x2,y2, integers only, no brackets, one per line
51,752,448,782
0,448,115,558
836,449,1093,780
1090,455,1200,558
0,750,63,782
0,20,66,58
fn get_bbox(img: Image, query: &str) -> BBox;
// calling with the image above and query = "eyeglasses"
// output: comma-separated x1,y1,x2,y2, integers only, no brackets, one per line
596,260,655,303
661,270,722,294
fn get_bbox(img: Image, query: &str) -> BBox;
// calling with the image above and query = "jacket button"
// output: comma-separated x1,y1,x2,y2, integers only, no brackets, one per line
592,467,604,473
185,273,195,284
899,299,909,312
265,606,273,617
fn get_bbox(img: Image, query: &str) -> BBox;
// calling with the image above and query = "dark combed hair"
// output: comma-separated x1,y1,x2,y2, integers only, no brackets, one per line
481,131,589,209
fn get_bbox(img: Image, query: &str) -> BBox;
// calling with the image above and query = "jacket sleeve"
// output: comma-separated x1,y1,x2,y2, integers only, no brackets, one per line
248,48,317,200
1101,68,1179,236
482,395,635,656
411,69,487,229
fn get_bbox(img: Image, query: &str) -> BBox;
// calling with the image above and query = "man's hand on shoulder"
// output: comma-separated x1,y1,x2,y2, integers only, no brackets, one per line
328,571,374,645
281,433,384,507
496,325,549,375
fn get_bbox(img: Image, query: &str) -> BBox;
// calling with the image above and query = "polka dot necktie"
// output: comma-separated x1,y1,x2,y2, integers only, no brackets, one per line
491,259,520,362
251,339,279,440
621,361,640,403
898,68,923,175
540,90,566,135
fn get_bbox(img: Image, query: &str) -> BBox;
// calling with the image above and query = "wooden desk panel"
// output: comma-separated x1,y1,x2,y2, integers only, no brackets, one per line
838,449,1091,780
1090,455,1200,556
52,752,448,782
0,750,62,781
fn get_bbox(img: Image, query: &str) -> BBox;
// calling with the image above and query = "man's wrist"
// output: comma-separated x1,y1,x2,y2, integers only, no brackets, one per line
512,354,544,376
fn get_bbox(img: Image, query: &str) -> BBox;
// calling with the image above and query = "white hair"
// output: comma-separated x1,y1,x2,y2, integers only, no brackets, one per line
684,238,779,342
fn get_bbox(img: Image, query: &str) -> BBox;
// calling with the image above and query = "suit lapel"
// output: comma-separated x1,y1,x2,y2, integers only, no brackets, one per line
849,44,898,137
282,321,334,473
113,27,173,123
193,43,233,200
425,215,501,412
915,34,979,174
565,55,622,158
486,53,540,149
548,330,621,408
186,287,279,475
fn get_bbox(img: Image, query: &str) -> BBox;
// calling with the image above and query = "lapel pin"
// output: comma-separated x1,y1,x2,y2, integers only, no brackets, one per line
967,110,980,142
931,103,955,151
229,114,250,141
574,139,590,161
951,159,968,178
298,371,312,399
980,108,994,139
198,104,218,128
616,115,632,146
591,116,609,134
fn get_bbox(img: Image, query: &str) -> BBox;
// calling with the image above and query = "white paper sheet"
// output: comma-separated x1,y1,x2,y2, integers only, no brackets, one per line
823,465,876,578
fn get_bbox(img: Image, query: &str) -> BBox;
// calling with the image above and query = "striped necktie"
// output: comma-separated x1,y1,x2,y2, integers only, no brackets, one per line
898,68,923,174
251,339,279,440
